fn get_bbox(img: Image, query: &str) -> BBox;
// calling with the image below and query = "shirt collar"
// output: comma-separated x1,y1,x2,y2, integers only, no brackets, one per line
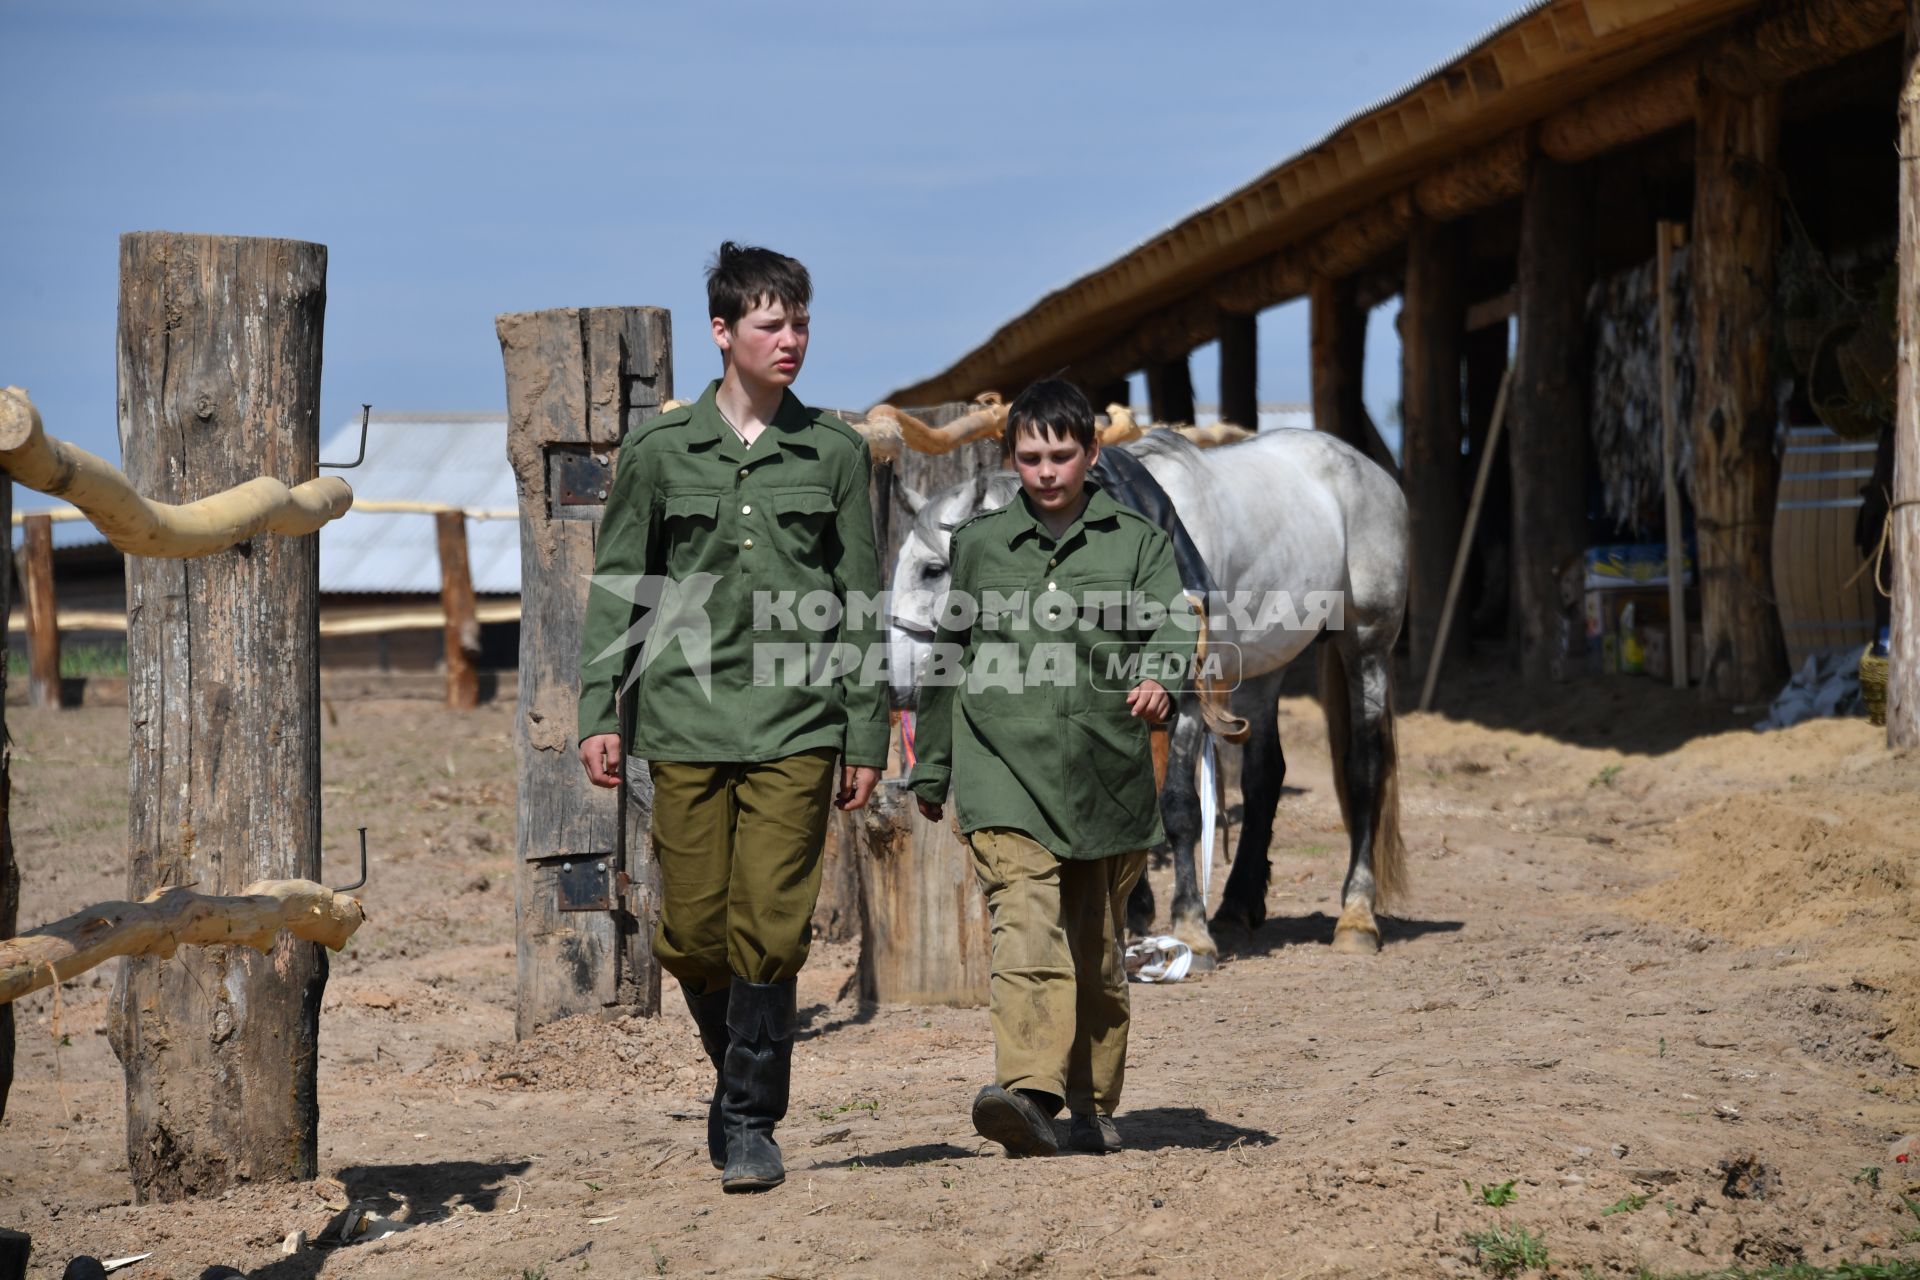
686,380,817,462
1005,480,1121,548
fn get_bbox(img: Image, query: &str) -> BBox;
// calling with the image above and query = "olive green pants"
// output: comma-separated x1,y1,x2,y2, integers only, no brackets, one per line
649,748,839,996
968,828,1149,1115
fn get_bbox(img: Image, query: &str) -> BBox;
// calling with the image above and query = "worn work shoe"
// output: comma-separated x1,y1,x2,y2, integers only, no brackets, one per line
720,977,797,1192
971,1085,1060,1157
681,982,730,1170
1068,1112,1122,1154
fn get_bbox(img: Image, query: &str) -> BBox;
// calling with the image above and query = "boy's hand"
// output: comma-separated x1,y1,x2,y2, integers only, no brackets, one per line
916,797,943,822
579,733,622,788
1127,678,1171,724
836,765,880,811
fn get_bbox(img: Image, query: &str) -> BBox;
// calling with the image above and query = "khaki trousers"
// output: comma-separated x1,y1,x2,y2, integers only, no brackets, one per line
649,748,838,995
968,828,1149,1115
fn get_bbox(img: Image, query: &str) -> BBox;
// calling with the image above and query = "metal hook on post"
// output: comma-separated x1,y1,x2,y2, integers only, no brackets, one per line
331,827,369,893
319,404,372,470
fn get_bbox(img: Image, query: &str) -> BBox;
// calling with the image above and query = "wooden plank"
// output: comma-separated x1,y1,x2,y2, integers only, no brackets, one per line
0,460,12,1126
1891,1,1920,747
434,509,481,710
110,231,328,1200
1659,221,1690,687
20,513,60,709
854,785,989,1007
497,306,669,1037
1691,84,1788,701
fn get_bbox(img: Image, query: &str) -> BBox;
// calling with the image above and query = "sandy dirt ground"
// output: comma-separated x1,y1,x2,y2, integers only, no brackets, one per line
2,660,1919,1279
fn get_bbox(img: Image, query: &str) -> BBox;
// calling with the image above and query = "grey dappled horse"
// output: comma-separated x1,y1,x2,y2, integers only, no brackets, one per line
888,428,1409,962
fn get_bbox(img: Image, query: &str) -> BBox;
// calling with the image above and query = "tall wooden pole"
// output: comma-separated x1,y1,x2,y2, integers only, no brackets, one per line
1087,378,1131,414
1658,221,1691,689
497,307,669,1037
1892,4,1920,747
1692,84,1787,702
1218,311,1258,428
21,513,61,708
1402,213,1469,676
435,509,481,711
0,471,13,1125
1511,158,1595,684
1146,355,1196,425
108,232,328,1201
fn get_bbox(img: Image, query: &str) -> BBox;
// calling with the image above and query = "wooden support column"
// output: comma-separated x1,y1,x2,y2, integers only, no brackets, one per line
1218,311,1258,428
1691,85,1787,702
1464,320,1513,636
1402,214,1469,675
20,513,60,708
1891,3,1920,746
1511,160,1595,684
108,232,328,1201
435,509,481,710
498,307,670,1037
1310,276,1367,451
1088,378,1131,414
0,472,13,1126
1146,356,1195,425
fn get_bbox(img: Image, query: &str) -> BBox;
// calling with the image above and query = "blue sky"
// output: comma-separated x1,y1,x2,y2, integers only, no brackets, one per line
4,1,1511,476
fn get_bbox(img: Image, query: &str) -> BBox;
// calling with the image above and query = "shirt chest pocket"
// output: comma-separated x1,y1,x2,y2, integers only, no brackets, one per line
1062,576,1134,642
770,485,837,562
657,491,720,568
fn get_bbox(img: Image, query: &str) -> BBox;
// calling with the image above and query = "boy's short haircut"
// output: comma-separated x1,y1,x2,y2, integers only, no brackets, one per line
1003,377,1097,455
707,241,812,326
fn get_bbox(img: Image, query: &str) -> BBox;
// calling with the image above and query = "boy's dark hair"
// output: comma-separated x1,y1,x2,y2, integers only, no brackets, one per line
1003,377,1097,455
706,241,811,326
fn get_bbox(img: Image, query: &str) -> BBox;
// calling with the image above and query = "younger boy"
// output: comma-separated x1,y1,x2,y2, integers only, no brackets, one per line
907,378,1194,1156
578,242,885,1192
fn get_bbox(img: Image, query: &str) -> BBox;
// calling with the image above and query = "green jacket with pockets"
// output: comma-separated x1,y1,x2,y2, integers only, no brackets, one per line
577,380,889,769
907,483,1196,859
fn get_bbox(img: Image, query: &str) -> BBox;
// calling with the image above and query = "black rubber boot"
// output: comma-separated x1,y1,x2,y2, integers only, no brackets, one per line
720,977,796,1192
681,982,730,1170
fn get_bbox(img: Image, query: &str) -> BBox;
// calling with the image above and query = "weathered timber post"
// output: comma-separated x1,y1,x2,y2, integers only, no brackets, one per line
434,509,481,710
1147,356,1196,425
856,786,992,1006
1894,3,1920,747
498,307,669,1036
1088,379,1131,413
108,232,328,1200
20,513,60,708
1218,311,1258,428
1402,214,1470,675
1511,160,1595,683
0,473,13,1125
1692,84,1787,702
1310,275,1369,452
1464,319,1513,636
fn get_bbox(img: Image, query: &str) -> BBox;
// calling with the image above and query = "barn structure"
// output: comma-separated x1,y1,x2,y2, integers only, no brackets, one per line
887,0,1919,738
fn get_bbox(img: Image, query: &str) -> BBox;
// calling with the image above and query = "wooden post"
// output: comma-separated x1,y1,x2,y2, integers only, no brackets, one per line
0,469,13,1126
1692,84,1787,702
108,231,328,1201
1464,320,1513,640
20,513,60,709
497,306,670,1037
1893,4,1920,747
1088,379,1131,414
1218,311,1258,428
854,784,990,1006
434,509,481,710
1658,221,1691,689
1511,159,1595,684
1308,273,1399,476
1421,368,1513,711
1146,356,1195,425
1402,213,1469,676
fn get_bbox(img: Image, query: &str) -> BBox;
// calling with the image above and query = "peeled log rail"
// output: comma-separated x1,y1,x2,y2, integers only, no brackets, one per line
0,387,352,557
1,880,365,1006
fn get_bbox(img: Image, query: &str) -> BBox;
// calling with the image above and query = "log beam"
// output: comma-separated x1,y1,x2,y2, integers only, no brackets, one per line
1893,1,1920,747
1217,311,1258,428
1691,85,1788,702
1511,159,1594,684
1402,213,1470,676
110,231,329,1201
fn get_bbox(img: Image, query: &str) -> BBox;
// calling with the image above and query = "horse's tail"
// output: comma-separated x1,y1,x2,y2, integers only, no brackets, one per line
1318,641,1406,910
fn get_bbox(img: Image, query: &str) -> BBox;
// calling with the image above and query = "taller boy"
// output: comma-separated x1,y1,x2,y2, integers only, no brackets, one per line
577,243,885,1192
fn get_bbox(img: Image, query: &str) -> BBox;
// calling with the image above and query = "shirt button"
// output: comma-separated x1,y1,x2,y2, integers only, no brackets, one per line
741,504,752,514
1047,581,1057,591
739,468,749,478
743,539,754,550
1047,557,1057,567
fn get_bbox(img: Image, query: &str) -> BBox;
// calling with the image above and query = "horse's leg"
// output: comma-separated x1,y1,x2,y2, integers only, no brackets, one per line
1327,636,1403,954
1157,701,1216,969
1126,861,1156,939
1211,670,1283,947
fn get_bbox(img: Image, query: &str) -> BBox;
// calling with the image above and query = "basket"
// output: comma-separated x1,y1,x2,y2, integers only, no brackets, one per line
1860,651,1889,727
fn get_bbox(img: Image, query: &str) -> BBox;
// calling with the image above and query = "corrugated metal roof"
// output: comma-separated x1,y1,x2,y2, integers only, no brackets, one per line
316,412,518,594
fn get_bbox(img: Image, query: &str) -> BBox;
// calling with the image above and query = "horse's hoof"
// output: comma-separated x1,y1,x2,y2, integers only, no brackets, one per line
1172,919,1218,971
1208,913,1251,955
1331,926,1380,955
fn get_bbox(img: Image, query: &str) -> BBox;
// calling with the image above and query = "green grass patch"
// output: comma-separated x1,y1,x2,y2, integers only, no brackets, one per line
1602,1191,1651,1215
1462,1224,1548,1277
1466,1178,1518,1207
1620,1262,1920,1279
6,641,127,679
1589,763,1624,789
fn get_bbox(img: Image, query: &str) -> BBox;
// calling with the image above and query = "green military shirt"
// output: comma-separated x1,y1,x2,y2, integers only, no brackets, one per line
577,380,889,769
906,483,1196,859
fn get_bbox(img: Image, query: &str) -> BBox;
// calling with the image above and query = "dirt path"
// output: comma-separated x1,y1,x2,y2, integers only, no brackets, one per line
2,676,1917,1279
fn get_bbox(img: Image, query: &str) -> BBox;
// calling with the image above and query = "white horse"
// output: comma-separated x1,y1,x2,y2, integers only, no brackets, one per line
888,426,1409,961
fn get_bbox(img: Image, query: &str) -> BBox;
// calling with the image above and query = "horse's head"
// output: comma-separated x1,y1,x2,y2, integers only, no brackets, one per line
887,469,1018,707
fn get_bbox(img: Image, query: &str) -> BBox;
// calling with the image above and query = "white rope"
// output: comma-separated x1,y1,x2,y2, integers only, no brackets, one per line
1198,734,1218,907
